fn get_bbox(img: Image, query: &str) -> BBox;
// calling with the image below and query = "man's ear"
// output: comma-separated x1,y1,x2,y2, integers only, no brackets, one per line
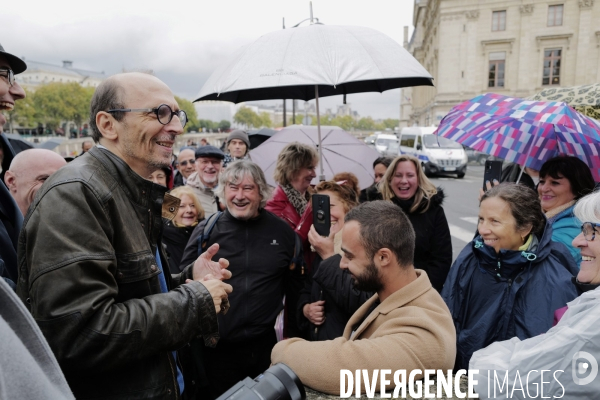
4,171,16,193
96,111,119,141
375,248,393,268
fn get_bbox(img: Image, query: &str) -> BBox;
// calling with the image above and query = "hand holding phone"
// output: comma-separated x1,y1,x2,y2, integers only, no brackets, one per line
483,160,503,191
312,194,331,237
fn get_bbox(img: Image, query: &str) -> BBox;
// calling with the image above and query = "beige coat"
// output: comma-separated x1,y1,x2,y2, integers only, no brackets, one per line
271,270,456,395
185,171,219,217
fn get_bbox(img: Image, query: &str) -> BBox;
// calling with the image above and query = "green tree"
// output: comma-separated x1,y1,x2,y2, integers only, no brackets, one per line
174,96,199,132
259,112,272,128
218,120,231,130
330,115,356,131
7,87,37,132
382,118,400,130
356,117,376,131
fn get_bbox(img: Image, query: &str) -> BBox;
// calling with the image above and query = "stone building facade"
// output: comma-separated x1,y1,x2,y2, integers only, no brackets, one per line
400,0,600,127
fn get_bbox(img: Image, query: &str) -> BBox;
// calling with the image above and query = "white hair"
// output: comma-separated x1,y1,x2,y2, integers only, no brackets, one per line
574,190,600,223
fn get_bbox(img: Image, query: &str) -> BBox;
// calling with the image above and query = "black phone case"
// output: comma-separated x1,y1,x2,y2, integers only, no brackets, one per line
312,194,331,237
483,160,503,191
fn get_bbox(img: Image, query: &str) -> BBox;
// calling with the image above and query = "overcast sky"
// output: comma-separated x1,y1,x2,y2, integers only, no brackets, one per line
3,1,416,120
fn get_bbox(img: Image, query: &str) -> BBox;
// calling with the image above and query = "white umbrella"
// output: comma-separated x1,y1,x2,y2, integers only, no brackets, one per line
249,125,381,190
195,22,432,178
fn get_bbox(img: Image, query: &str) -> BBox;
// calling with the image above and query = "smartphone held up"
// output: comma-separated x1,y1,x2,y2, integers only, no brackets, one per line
312,194,331,237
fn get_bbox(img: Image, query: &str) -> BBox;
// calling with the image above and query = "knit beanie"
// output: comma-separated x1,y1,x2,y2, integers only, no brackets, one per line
227,130,250,149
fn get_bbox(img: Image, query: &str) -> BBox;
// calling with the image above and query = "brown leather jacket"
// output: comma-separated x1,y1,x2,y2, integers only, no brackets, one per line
16,147,219,400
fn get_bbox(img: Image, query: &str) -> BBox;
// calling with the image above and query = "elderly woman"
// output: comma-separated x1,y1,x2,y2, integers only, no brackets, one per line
538,156,595,267
162,186,205,272
442,183,579,370
469,190,600,396
379,154,452,292
300,180,371,341
266,142,318,264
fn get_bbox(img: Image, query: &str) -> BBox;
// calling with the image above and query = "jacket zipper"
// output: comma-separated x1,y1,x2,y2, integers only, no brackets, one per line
167,352,179,399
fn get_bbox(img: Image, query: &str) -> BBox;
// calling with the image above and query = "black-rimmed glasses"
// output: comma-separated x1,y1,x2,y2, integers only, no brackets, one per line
107,104,187,128
581,222,600,241
0,68,15,87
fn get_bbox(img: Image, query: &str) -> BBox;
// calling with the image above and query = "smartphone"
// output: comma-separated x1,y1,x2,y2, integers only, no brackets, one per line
312,194,331,237
483,160,503,191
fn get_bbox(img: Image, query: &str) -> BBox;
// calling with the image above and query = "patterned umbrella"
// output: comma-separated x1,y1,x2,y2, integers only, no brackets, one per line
434,93,600,181
528,83,600,120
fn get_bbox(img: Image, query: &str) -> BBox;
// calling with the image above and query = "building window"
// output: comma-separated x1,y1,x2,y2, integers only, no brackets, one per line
542,49,561,85
488,52,506,88
492,11,506,31
548,5,563,26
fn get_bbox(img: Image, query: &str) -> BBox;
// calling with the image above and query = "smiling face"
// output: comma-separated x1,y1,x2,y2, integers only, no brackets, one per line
177,149,196,179
227,139,247,158
391,161,419,200
224,173,261,220
340,221,383,292
106,74,182,178
572,225,600,285
318,190,347,233
0,56,26,132
195,156,222,188
174,194,199,227
374,163,387,184
478,197,532,253
538,174,575,212
290,161,317,194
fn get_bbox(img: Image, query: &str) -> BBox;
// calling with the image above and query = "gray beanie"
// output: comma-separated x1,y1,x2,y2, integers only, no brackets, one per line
227,130,250,149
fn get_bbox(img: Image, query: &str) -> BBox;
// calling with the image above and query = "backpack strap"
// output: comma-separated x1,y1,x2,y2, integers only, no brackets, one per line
197,211,223,256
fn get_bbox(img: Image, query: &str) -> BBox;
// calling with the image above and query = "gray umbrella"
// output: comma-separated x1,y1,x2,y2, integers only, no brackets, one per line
195,22,432,179
249,125,380,190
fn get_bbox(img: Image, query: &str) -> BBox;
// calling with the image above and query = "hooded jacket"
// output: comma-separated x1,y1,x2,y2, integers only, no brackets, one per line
441,222,579,370
391,188,452,292
547,204,581,267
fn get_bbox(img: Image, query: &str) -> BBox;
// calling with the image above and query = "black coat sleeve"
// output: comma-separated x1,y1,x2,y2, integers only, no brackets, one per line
311,254,372,315
284,234,306,338
425,206,453,292
178,220,208,271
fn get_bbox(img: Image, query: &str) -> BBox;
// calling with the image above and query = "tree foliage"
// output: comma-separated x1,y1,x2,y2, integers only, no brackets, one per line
234,106,272,129
174,96,199,133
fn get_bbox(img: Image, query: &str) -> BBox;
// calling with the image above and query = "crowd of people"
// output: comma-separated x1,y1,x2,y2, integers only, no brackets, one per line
1,42,600,399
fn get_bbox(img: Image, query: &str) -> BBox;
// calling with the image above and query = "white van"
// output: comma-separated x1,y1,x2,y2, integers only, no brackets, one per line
375,134,399,156
398,127,468,178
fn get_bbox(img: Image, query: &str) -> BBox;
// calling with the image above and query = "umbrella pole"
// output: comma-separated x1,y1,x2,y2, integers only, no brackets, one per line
516,133,537,184
315,85,325,181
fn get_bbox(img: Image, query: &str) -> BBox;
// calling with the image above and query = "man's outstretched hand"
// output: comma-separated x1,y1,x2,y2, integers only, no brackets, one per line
192,243,232,281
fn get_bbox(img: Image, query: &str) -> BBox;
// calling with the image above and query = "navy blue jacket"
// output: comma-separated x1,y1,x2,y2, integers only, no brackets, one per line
441,222,579,370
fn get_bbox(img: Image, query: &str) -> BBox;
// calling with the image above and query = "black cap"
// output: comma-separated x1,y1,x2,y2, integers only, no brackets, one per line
0,43,27,74
195,145,225,160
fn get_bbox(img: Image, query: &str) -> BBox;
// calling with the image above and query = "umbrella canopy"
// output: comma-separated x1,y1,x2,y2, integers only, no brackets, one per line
528,83,600,120
249,125,380,190
195,24,433,103
434,93,600,181
247,128,277,149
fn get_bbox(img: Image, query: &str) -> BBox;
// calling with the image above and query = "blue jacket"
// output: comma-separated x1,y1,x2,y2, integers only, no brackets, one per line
548,205,581,267
441,222,579,370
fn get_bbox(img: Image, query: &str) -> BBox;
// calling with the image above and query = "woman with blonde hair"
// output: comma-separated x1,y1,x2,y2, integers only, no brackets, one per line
163,186,205,272
379,154,452,291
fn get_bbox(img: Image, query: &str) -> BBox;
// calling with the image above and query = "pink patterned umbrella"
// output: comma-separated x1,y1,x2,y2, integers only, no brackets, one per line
434,93,600,180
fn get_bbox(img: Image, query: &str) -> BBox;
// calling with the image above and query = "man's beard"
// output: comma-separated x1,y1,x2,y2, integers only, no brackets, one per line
352,261,383,292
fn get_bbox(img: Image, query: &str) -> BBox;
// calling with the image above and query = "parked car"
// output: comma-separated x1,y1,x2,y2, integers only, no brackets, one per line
463,146,500,165
375,134,400,156
364,135,377,146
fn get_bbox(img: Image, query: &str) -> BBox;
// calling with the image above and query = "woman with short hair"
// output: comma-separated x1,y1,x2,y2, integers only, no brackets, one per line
379,154,452,292
442,183,580,370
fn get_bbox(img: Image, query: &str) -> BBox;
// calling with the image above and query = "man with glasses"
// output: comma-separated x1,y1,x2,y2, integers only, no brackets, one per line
16,72,233,400
174,147,196,188
186,145,225,217
0,43,26,289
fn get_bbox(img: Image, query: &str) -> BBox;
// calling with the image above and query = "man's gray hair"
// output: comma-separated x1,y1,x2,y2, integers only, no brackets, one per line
215,160,272,209
574,190,600,224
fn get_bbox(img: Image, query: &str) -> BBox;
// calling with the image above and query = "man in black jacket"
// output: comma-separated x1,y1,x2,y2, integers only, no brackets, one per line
17,72,232,400
180,160,303,399
0,43,26,289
